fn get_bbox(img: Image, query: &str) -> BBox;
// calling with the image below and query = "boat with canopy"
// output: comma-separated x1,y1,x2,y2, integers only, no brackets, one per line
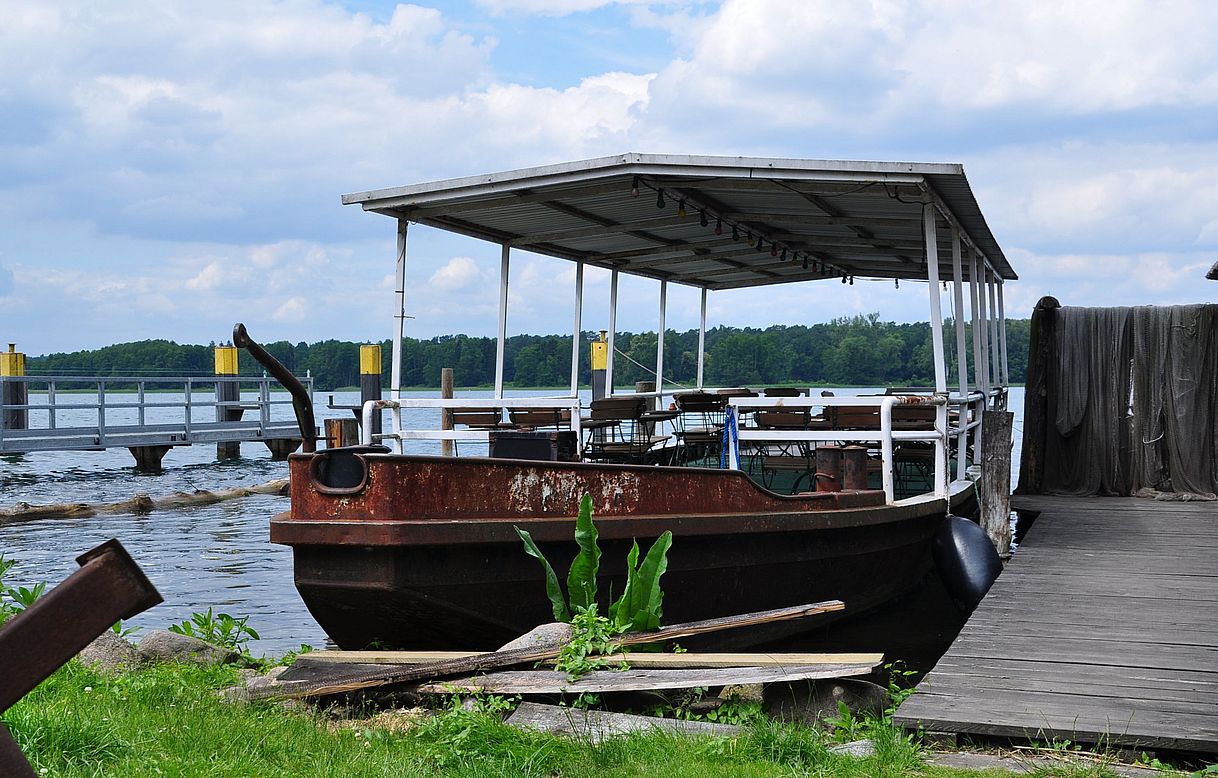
258,153,1016,650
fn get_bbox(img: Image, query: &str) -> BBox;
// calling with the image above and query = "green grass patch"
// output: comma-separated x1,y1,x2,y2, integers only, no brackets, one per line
3,661,1152,777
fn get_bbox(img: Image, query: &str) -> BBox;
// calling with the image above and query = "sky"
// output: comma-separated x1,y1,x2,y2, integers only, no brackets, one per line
2,0,1217,355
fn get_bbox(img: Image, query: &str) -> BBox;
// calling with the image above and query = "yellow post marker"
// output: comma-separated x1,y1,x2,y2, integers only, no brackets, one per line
214,345,241,460
1,343,27,430
0,343,24,377
360,344,382,376
590,330,608,400
360,344,383,439
214,345,239,376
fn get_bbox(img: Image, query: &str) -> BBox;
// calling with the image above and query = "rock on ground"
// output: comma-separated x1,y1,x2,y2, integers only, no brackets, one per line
137,629,241,667
762,678,888,728
78,631,143,676
497,622,574,653
828,739,877,758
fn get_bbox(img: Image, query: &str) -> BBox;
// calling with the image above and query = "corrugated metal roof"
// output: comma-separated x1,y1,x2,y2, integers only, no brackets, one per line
343,153,1015,289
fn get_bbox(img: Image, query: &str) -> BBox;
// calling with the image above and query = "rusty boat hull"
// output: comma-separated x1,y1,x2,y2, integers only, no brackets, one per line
272,451,976,650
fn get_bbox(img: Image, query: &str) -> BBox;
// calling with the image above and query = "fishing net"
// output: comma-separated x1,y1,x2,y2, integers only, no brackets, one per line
1018,302,1218,499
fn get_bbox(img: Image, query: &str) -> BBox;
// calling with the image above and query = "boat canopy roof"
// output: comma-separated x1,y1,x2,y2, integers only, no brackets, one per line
343,153,1015,290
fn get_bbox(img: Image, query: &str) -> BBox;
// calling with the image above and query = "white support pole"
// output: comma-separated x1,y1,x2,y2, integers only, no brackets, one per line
923,206,948,394
987,266,1000,390
696,287,707,389
923,205,948,498
969,249,985,396
951,227,969,482
998,279,1010,386
655,279,667,392
390,219,409,403
570,261,583,396
494,244,510,399
976,253,991,396
607,268,618,396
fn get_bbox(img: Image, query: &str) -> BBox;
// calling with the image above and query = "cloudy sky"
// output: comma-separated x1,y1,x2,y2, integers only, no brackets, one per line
2,0,1216,355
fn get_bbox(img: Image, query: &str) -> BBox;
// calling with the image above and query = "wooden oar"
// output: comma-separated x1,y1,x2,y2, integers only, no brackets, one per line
251,600,844,701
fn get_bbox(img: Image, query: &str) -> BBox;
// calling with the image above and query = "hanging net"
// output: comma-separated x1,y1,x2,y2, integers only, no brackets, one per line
1017,299,1218,499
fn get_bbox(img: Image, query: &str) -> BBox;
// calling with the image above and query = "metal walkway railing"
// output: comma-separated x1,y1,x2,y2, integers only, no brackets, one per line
0,374,312,454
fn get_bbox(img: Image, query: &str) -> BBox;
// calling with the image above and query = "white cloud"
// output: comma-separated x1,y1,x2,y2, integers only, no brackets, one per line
429,257,483,291
273,296,309,322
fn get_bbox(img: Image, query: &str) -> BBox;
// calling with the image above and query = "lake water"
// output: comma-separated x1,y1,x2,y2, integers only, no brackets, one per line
0,386,1025,656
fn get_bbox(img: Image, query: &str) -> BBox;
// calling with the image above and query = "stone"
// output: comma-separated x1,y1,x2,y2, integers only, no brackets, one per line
506,701,740,744
828,739,876,758
78,631,143,676
496,622,574,653
137,629,241,667
762,678,888,728
220,685,251,704
245,665,290,691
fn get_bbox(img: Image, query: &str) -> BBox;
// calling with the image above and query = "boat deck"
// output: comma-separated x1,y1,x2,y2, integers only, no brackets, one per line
894,495,1218,755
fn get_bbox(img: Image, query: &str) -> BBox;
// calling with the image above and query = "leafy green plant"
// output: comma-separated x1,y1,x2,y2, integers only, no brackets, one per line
168,608,260,652
514,493,672,630
554,605,628,681
0,554,47,625
883,660,919,717
110,620,141,639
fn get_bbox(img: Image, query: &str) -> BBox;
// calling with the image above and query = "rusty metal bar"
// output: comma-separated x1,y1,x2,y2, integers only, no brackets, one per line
0,724,36,778
0,539,161,775
233,323,318,452
0,539,162,712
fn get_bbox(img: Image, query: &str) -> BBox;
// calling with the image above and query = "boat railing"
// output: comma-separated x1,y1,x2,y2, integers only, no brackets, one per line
726,394,964,505
362,396,583,452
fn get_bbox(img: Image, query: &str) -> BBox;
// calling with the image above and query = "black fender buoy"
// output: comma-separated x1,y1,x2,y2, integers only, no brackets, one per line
933,515,1001,613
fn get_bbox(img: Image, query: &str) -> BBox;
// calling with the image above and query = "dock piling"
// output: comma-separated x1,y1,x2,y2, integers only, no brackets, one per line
1,344,27,432
214,345,241,461
440,367,453,456
979,409,1014,557
360,345,382,438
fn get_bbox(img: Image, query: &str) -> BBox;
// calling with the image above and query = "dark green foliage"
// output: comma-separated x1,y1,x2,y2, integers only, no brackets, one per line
514,495,671,632
23,316,1031,391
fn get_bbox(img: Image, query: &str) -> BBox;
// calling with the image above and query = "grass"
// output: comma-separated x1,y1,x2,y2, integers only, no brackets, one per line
2,660,1160,777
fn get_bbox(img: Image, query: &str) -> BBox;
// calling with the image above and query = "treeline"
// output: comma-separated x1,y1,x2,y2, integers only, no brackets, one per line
27,314,1029,391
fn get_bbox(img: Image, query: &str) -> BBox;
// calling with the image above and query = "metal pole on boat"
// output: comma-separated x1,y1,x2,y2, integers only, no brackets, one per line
570,261,583,397
976,253,991,399
987,266,1000,396
495,244,510,399
696,287,707,389
390,219,408,407
607,268,618,397
969,247,985,398
998,279,1010,389
656,279,667,395
922,204,948,498
951,228,969,482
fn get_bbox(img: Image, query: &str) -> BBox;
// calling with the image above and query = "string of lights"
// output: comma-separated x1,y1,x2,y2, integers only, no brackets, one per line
630,175,857,285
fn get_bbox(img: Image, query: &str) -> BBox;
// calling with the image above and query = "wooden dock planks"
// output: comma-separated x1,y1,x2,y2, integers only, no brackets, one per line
894,495,1218,755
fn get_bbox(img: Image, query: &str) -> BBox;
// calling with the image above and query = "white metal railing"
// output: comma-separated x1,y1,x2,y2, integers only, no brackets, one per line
725,395,949,504
0,374,311,452
362,396,583,453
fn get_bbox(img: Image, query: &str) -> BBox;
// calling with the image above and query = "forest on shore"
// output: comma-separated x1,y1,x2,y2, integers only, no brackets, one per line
26,314,1029,391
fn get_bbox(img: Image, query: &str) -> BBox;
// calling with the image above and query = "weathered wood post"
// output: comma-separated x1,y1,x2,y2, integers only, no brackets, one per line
324,418,359,448
0,344,27,433
440,367,454,457
214,344,241,460
980,409,1014,557
360,344,382,438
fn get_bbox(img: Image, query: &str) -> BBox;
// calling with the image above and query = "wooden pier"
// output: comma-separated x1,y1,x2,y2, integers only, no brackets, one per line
895,495,1218,755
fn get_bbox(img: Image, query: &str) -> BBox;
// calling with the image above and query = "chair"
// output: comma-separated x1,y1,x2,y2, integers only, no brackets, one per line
673,391,727,465
583,396,664,463
507,407,571,430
